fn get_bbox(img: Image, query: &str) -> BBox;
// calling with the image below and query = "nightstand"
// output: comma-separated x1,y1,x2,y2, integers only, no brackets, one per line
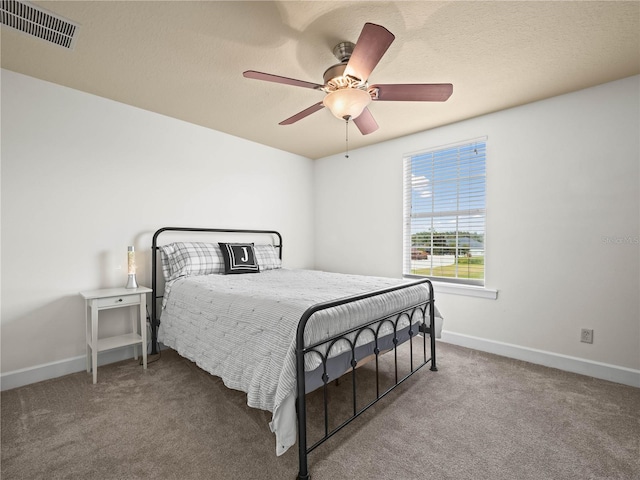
80,286,152,384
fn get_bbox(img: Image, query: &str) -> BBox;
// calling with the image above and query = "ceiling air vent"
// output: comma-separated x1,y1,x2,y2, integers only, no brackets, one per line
0,0,78,49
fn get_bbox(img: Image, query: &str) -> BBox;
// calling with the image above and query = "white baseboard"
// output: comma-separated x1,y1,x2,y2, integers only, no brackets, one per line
440,331,640,388
1,346,142,391
3,335,638,391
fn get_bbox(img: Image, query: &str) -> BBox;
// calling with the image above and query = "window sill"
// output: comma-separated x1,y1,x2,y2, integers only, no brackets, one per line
403,274,498,299
431,281,498,299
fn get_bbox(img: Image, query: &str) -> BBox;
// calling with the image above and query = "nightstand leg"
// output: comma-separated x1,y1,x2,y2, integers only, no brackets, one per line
130,305,138,360
140,298,147,370
85,302,91,373
91,300,98,384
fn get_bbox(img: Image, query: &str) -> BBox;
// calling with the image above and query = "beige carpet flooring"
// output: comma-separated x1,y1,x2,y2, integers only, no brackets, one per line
2,341,639,480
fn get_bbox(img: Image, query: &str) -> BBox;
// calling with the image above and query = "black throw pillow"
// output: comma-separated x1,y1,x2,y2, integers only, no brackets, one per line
218,242,260,274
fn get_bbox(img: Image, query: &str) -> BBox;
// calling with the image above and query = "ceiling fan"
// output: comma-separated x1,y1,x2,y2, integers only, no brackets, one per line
243,22,453,135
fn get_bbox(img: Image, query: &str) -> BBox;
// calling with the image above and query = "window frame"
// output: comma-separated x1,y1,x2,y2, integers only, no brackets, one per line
403,137,487,287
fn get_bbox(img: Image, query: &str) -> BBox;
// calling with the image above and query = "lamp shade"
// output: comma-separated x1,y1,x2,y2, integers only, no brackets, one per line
323,88,371,120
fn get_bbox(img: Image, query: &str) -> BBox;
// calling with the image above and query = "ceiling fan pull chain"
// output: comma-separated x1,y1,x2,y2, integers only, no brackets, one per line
345,117,350,158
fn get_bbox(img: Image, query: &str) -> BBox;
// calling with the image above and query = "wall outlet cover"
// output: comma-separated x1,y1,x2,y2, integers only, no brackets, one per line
580,328,594,344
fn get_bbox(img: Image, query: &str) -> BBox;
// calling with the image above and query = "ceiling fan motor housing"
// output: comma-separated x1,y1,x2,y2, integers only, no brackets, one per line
323,63,347,84
323,63,368,92
332,41,355,63
324,41,368,92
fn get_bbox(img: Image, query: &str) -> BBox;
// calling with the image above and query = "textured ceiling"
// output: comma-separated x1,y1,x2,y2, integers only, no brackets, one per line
2,1,639,159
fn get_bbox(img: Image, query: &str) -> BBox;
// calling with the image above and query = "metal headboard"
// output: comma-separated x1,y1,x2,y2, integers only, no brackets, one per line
150,227,283,354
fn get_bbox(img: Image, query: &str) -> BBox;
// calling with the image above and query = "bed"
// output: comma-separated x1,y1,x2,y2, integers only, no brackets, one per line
151,227,442,479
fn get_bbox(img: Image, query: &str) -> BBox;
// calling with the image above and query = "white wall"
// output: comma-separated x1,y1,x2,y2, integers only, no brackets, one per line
315,76,640,375
1,69,315,375
2,70,638,388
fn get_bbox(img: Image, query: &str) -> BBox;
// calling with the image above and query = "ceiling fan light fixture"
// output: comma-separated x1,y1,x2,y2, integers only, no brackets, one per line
323,88,371,120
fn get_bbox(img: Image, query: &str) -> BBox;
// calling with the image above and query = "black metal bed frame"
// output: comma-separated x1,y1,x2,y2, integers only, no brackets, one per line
150,227,437,480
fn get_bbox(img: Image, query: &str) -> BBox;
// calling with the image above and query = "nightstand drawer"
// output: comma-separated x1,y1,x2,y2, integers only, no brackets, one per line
96,294,140,308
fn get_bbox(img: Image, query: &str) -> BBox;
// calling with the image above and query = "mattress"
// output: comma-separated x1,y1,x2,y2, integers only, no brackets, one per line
158,268,443,455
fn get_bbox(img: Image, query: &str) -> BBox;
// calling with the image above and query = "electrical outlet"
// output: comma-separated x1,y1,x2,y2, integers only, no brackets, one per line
580,328,594,344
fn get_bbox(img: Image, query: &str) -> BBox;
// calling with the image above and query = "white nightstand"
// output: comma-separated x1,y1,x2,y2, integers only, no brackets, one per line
80,286,152,384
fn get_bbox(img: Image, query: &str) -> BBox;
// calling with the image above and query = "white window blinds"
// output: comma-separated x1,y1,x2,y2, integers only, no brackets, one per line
403,139,486,285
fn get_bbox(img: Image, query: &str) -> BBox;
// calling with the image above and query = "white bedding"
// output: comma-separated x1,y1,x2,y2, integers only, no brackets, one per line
158,268,443,455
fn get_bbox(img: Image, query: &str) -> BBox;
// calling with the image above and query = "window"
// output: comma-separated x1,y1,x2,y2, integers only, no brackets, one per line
403,139,486,286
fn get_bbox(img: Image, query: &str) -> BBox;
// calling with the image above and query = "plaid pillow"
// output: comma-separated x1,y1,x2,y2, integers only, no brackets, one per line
159,242,225,281
254,244,282,270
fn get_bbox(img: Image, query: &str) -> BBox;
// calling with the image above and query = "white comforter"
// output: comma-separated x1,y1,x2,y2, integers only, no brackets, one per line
158,269,443,455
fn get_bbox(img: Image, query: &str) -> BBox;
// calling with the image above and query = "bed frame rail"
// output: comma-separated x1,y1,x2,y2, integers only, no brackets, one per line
295,278,436,480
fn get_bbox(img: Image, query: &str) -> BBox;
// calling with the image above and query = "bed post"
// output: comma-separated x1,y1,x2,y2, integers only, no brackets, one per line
296,318,310,479
150,228,165,356
428,280,437,371
151,248,158,355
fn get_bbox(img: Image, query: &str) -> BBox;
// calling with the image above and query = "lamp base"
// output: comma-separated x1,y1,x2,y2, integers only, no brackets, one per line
126,274,138,289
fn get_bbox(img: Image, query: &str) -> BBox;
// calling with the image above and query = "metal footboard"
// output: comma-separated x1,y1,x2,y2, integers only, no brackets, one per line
295,279,437,480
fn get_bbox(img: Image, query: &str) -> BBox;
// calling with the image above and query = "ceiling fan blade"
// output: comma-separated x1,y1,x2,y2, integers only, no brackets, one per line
243,70,323,90
344,23,395,81
371,83,453,102
353,107,379,135
279,102,325,125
